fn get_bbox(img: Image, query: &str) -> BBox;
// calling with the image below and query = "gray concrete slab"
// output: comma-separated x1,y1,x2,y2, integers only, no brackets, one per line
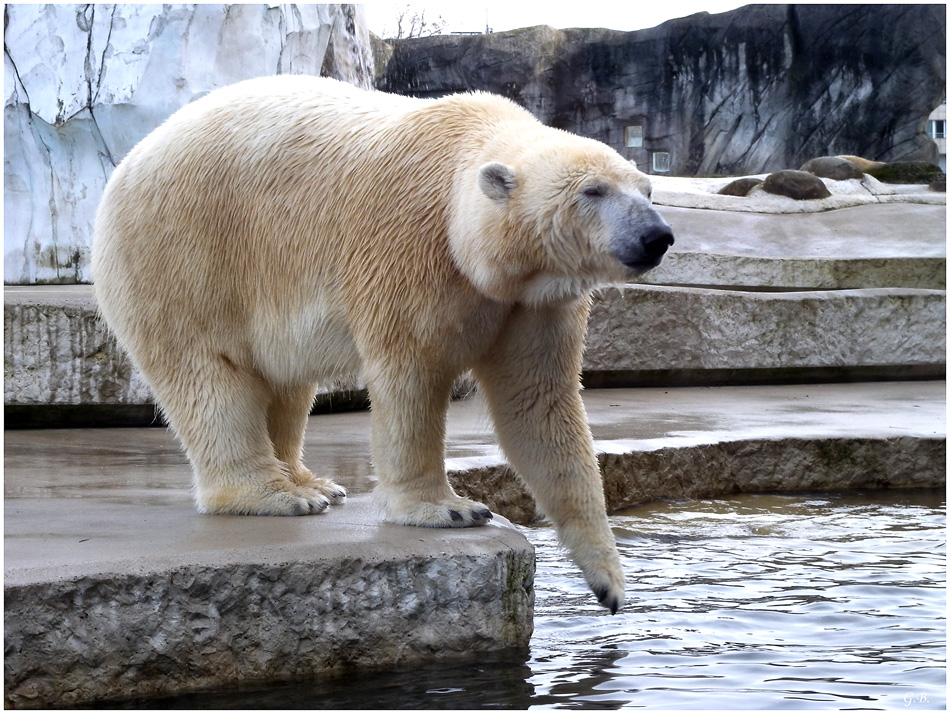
584,285,945,386
438,382,947,521
4,382,945,706
645,203,946,289
6,277,946,416
2,283,96,305
657,203,946,260
4,439,534,707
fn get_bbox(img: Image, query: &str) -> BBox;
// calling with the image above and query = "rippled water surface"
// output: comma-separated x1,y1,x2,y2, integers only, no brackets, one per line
121,489,945,710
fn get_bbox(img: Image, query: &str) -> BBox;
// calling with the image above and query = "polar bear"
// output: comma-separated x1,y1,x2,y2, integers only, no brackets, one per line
92,76,673,613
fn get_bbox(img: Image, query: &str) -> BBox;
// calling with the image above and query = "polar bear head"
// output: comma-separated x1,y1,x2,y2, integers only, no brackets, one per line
451,129,674,304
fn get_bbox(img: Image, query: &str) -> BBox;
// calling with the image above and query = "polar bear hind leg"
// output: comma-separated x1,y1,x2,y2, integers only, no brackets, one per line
146,352,336,516
266,381,347,505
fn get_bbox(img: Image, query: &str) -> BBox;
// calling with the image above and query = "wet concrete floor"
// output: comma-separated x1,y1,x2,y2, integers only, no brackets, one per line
5,381,945,583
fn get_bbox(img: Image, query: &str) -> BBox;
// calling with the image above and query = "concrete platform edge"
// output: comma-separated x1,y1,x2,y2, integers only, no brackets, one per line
4,382,946,708
3,505,535,709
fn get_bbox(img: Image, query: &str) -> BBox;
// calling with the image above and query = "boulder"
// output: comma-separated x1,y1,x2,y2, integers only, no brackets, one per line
718,177,763,197
4,4,374,285
800,156,864,180
865,161,945,184
761,170,832,200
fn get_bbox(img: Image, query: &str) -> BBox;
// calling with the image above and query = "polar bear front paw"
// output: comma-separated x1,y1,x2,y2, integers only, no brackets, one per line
385,496,494,528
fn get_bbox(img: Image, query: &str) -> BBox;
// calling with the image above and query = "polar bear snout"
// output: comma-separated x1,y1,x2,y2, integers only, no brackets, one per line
611,208,674,272
640,220,675,261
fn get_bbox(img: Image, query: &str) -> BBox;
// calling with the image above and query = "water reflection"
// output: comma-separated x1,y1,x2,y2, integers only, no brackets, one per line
100,489,945,710
109,652,539,709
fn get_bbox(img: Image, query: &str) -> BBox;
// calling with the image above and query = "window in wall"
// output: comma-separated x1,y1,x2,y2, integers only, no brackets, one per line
927,119,946,139
651,151,671,173
624,125,643,148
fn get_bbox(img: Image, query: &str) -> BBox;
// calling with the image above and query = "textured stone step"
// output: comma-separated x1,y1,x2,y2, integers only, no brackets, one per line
444,383,946,523
2,286,368,425
583,284,946,387
5,281,945,424
4,492,533,708
644,252,945,291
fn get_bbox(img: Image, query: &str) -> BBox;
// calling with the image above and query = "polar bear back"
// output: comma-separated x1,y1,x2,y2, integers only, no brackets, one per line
92,76,531,385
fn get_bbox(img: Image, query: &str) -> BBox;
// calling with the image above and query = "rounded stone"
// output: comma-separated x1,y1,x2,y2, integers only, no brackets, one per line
762,170,832,200
800,156,865,180
718,177,763,197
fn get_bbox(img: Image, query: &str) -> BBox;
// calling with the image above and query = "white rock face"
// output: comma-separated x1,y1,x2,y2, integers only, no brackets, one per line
4,3,373,284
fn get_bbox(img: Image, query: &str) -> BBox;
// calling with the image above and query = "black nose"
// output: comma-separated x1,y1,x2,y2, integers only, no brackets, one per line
641,223,674,260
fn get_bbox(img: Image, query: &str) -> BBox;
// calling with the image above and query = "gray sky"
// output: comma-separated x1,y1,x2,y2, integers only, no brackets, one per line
364,1,751,37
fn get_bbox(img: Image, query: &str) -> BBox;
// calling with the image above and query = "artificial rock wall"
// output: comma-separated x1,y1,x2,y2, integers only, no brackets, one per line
377,4,946,177
3,3,373,285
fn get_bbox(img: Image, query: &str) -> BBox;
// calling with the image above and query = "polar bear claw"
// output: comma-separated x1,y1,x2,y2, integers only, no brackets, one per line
386,497,494,528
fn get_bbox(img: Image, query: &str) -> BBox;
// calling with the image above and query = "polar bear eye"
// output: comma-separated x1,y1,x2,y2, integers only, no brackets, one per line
582,184,607,198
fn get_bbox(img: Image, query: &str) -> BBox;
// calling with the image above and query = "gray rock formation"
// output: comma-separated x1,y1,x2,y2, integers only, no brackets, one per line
377,4,945,177
4,4,373,285
800,157,865,181
718,177,762,197
761,169,831,200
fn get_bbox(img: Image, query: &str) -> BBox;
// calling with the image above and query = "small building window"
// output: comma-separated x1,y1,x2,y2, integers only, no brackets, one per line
624,125,643,148
927,119,946,139
652,151,671,173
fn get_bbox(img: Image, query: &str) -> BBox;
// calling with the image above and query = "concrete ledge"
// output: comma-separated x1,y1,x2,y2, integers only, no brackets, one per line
5,282,946,423
4,495,533,708
3,288,149,406
2,286,370,422
4,381,944,707
445,383,947,523
644,253,946,290
585,285,946,378
452,437,946,524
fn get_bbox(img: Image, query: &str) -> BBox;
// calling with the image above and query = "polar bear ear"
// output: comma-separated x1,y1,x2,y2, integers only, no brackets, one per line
478,162,517,201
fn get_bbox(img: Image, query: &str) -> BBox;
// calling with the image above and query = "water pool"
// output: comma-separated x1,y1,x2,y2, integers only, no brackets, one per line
111,489,945,710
